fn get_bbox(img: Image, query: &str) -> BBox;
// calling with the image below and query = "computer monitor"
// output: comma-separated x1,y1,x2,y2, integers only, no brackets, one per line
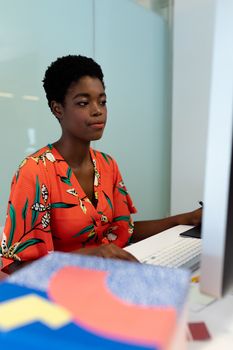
200,0,233,298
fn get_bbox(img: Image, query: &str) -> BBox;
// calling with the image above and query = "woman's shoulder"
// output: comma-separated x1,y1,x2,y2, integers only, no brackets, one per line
91,148,113,161
27,144,56,164
14,145,56,179
91,148,117,168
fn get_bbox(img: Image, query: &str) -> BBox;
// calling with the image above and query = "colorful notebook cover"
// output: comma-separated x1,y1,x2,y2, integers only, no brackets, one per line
0,252,190,349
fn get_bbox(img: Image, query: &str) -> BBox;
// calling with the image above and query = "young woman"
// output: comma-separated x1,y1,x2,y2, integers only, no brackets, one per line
0,55,201,271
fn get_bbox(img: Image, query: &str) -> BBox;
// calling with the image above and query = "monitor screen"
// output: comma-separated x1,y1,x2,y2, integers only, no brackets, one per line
200,0,233,298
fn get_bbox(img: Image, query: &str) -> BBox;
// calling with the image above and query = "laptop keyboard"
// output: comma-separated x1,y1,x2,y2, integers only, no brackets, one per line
141,237,201,272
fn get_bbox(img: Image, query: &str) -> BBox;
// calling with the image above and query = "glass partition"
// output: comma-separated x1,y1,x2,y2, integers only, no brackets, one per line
0,0,172,225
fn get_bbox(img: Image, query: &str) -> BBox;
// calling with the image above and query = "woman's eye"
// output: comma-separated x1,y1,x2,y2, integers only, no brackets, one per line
77,101,88,106
100,100,107,106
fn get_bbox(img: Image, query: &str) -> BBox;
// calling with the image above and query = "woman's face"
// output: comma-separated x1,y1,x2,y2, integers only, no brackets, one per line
53,76,107,142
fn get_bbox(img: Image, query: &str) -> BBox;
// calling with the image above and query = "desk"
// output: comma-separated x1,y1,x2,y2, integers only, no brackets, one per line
188,281,233,349
126,225,233,349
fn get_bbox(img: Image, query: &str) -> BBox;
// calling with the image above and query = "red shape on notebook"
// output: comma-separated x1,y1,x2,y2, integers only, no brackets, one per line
48,266,177,348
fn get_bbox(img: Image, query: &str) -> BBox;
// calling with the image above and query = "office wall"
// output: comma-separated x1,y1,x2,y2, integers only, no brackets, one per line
0,0,171,225
171,0,215,214
94,0,171,220
0,0,94,224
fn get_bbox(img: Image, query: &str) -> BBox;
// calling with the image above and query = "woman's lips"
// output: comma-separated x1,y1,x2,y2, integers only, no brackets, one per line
89,123,105,129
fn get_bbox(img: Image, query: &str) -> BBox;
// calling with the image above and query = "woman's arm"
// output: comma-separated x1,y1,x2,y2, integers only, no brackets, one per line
131,208,202,243
1,260,32,275
0,158,54,271
73,243,139,262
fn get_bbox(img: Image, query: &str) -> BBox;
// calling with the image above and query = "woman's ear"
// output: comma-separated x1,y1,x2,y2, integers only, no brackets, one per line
50,101,63,121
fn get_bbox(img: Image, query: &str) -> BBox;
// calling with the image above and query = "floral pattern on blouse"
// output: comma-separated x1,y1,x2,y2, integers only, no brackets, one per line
0,144,137,269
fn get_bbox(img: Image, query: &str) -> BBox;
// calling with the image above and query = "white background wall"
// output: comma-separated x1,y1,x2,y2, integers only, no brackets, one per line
171,0,215,214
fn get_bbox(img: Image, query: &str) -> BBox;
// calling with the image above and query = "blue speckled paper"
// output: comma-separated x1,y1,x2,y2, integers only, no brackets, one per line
8,252,190,312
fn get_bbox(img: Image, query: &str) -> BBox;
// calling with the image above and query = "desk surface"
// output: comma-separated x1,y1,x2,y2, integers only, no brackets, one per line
188,291,233,349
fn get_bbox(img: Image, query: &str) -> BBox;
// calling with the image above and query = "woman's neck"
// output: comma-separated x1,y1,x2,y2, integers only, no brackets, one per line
53,137,91,169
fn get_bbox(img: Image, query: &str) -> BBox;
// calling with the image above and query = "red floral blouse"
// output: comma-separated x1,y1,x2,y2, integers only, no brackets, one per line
0,144,137,270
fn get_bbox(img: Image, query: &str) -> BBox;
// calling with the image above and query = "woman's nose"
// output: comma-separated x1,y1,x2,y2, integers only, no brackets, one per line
91,103,101,116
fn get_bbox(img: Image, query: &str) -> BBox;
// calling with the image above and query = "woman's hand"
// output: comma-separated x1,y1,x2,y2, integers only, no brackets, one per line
180,207,202,226
132,206,203,243
75,243,139,262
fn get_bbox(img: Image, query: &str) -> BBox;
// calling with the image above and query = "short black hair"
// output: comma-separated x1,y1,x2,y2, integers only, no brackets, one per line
42,55,105,110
